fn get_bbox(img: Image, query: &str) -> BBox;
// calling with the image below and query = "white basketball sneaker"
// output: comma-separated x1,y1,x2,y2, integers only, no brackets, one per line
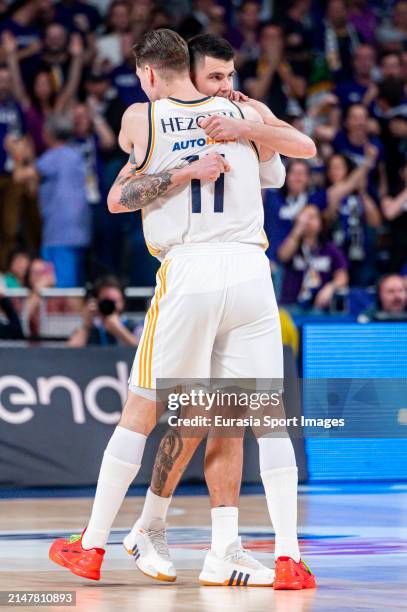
123,519,176,582
199,537,274,586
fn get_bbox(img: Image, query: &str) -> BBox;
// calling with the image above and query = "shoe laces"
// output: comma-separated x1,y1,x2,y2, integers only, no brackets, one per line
224,541,265,570
147,527,171,559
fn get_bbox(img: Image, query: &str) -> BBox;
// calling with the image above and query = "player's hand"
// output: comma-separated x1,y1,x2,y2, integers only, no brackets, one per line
227,89,249,103
189,152,231,182
198,115,245,141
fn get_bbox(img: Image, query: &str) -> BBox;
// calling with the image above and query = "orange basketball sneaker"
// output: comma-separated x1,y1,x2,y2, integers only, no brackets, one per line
273,557,317,590
49,530,105,581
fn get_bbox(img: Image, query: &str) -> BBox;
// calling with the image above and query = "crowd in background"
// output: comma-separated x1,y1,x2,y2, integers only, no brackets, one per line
0,0,406,338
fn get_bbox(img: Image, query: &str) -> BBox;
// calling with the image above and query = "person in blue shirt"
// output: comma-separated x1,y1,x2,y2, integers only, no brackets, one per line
15,113,91,288
334,44,377,110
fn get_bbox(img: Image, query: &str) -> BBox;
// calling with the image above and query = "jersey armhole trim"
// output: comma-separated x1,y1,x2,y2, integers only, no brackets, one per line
136,102,155,173
229,100,260,161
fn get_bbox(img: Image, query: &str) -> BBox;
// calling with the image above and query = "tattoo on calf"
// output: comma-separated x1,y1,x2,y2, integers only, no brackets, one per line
151,429,184,496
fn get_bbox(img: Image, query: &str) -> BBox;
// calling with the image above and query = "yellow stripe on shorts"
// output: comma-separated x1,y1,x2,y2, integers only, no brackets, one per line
138,260,170,389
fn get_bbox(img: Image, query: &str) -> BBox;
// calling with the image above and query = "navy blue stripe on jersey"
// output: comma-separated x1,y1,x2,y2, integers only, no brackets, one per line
243,573,250,585
236,571,243,586
136,102,153,171
167,96,213,105
228,570,237,586
214,170,224,212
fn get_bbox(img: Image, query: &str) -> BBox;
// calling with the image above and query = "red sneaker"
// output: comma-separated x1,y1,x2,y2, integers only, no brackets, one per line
273,557,317,590
49,530,105,581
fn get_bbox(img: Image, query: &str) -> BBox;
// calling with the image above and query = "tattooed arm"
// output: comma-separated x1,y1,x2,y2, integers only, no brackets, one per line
107,152,231,214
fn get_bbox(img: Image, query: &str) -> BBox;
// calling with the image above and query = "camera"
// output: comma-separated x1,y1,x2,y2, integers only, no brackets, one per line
98,299,116,316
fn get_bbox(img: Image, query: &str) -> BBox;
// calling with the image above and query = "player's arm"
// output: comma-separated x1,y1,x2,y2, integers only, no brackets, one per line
107,153,230,213
198,100,316,159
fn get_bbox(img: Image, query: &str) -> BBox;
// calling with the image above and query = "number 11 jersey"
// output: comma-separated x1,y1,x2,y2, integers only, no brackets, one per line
136,95,267,260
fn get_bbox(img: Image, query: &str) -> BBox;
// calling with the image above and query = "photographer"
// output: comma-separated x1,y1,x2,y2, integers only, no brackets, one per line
68,276,137,347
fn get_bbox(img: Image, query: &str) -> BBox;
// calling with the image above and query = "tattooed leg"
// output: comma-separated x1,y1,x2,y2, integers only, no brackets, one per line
150,429,204,497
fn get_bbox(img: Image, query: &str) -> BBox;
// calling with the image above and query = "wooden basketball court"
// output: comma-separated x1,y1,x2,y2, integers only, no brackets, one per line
0,485,406,611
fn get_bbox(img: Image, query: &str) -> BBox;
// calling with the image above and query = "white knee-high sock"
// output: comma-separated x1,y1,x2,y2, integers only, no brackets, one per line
258,436,300,562
211,507,239,556
82,426,146,550
136,488,172,530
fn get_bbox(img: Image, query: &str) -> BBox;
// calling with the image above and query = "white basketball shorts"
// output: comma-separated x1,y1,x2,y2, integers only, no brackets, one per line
128,242,284,391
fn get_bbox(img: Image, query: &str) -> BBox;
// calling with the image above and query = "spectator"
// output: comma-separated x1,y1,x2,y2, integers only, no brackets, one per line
95,0,131,70
0,290,24,340
380,51,403,80
381,163,407,272
0,64,28,271
35,22,88,88
360,274,407,321
71,102,116,275
4,30,85,156
109,33,149,107
240,23,306,119
54,0,101,34
278,204,348,309
264,160,326,265
317,0,361,83
332,103,388,199
178,0,219,40
334,44,377,110
68,276,138,347
376,0,407,51
324,152,382,285
282,0,315,79
0,1,41,68
3,250,31,288
373,78,407,192
15,114,91,288
348,0,378,45
23,257,56,338
225,0,261,67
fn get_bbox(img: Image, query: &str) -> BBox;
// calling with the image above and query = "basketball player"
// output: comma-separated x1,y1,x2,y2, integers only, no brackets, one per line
121,33,316,590
49,29,316,589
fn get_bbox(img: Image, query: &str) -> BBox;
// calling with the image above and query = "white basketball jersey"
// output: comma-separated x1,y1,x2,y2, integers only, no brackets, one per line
136,96,267,260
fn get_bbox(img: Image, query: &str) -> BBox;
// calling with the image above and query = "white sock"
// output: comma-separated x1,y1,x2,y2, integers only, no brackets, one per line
258,436,296,472
82,427,147,550
211,507,239,556
136,488,172,530
261,466,300,562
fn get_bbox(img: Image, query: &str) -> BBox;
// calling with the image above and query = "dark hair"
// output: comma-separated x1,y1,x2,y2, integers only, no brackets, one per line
378,77,404,107
188,34,234,71
28,70,57,112
93,275,123,299
132,28,189,73
326,153,354,187
6,248,31,271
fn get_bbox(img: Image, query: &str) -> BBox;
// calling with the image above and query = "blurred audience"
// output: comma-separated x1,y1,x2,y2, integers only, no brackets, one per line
0,289,24,340
15,114,90,288
360,273,407,321
68,275,138,346
0,0,405,337
278,205,349,310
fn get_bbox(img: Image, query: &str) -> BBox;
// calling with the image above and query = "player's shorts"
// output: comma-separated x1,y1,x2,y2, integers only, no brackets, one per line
128,242,283,392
